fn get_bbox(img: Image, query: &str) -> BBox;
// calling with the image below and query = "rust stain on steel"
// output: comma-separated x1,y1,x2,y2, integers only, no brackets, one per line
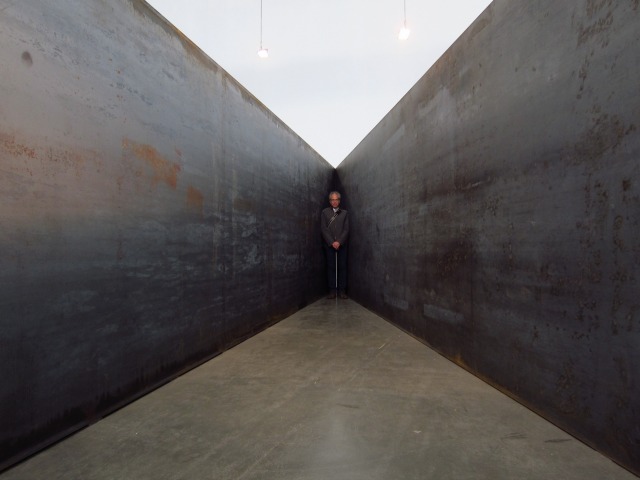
0,133,37,159
186,185,204,216
122,137,180,189
233,197,254,212
577,1,615,46
1,132,100,182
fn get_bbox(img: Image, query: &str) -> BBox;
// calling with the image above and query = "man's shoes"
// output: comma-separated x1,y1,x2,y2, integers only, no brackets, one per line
327,292,348,299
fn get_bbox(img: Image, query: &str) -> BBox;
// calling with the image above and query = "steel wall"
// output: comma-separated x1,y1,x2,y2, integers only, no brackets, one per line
337,0,639,474
0,0,333,469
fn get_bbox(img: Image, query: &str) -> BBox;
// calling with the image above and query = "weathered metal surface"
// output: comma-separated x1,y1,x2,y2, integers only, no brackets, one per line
0,0,332,470
338,0,640,475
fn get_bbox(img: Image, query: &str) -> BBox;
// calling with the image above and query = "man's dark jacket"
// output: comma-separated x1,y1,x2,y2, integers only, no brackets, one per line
321,208,349,246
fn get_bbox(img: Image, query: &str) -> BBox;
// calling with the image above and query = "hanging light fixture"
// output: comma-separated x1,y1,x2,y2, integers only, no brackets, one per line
257,0,269,58
398,0,411,40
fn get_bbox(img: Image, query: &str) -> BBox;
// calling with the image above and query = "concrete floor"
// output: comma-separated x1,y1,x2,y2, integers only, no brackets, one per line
2,300,637,480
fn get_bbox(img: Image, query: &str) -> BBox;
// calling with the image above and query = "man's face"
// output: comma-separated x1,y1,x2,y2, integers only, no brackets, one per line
329,195,340,209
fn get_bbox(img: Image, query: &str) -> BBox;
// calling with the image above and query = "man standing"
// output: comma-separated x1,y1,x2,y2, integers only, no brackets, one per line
321,191,349,299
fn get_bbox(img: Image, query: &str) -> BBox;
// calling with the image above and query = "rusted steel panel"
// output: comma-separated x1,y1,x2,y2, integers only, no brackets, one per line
0,0,332,470
338,0,640,475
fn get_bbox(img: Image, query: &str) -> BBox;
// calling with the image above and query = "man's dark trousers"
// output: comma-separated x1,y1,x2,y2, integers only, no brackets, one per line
324,243,347,293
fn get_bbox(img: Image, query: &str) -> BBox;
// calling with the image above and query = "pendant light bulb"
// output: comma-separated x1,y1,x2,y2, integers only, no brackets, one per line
399,24,411,40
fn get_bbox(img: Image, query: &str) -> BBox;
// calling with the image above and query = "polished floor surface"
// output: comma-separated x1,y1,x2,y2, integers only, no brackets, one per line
3,299,637,480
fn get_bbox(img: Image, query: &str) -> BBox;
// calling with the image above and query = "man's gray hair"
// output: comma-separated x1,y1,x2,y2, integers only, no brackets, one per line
328,191,341,199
